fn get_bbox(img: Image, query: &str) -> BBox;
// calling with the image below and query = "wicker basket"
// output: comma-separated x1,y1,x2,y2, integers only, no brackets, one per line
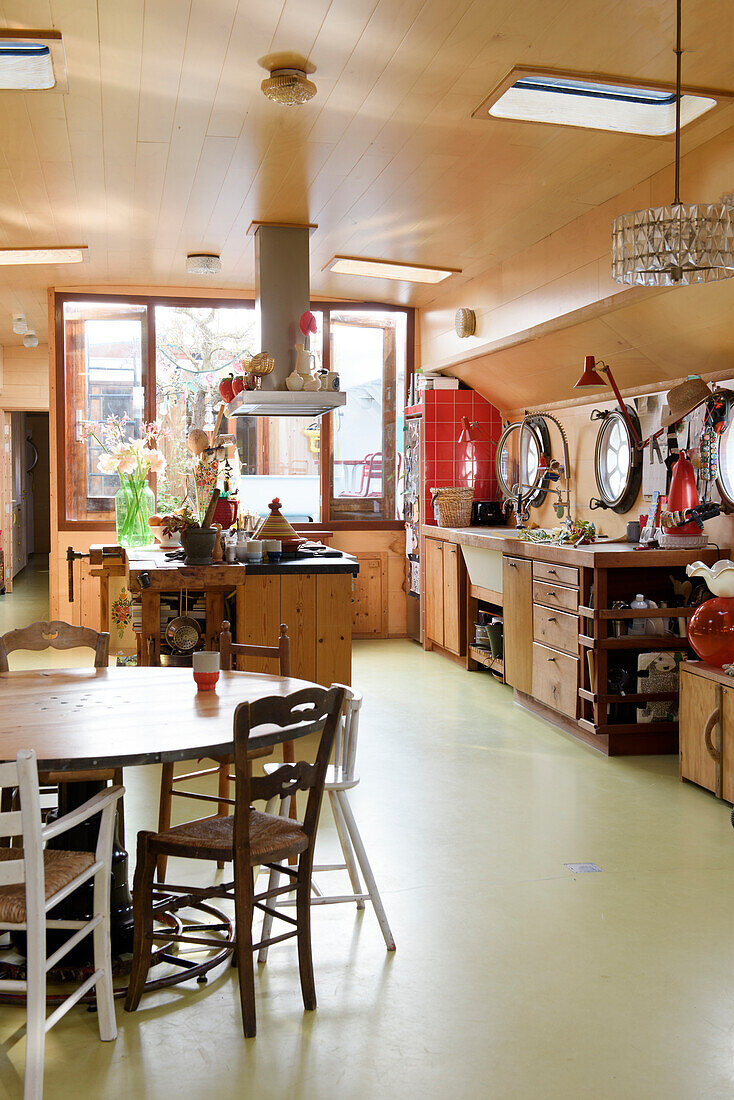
430,486,473,528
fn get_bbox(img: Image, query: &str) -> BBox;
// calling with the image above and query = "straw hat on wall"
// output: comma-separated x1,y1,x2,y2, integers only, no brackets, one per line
660,377,713,429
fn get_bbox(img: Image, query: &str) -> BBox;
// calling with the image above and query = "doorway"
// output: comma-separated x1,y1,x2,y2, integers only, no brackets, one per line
0,411,50,629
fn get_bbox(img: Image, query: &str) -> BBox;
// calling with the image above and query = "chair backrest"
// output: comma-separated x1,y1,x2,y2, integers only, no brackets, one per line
219,620,290,676
331,683,362,782
0,751,44,903
232,686,345,856
0,621,110,673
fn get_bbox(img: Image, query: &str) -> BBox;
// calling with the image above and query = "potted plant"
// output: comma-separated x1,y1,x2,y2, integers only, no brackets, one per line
86,416,167,548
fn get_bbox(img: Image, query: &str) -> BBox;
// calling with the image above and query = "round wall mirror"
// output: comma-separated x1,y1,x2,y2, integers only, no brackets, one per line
496,420,551,509
717,421,734,509
592,408,641,512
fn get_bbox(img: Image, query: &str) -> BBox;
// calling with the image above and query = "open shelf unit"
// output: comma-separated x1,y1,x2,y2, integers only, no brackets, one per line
575,554,715,754
467,582,504,681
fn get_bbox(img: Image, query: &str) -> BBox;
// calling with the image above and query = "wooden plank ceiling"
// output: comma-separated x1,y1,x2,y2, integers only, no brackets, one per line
0,0,733,347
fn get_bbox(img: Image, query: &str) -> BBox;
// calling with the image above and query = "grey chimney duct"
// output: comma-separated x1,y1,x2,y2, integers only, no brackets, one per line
254,224,311,391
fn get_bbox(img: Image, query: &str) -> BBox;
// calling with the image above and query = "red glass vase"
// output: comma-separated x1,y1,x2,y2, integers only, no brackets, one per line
687,597,734,667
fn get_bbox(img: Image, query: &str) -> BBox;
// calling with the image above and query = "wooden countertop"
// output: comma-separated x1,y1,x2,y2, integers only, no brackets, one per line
422,525,723,569
90,545,359,582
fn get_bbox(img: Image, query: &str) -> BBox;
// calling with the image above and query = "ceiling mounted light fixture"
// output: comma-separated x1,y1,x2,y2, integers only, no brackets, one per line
12,313,27,335
261,67,316,106
185,253,222,276
325,255,461,284
22,331,38,348
611,0,734,286
0,246,86,265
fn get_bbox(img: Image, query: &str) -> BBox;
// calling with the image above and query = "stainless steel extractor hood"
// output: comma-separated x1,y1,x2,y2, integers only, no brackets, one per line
226,222,346,418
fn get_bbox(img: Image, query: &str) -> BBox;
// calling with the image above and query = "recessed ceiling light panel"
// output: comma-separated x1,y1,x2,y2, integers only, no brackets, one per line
325,255,460,284
0,247,86,265
474,67,726,137
0,30,66,91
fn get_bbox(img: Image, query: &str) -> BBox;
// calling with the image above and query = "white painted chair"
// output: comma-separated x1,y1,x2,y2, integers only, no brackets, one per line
0,750,123,1100
258,684,395,957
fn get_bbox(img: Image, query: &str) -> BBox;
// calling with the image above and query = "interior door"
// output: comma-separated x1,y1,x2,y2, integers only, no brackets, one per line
11,412,28,577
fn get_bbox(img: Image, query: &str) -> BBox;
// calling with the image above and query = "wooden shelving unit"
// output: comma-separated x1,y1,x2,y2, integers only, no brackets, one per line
467,582,504,680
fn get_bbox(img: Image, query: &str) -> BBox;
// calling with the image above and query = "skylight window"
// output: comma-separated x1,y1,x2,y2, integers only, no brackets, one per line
473,68,720,137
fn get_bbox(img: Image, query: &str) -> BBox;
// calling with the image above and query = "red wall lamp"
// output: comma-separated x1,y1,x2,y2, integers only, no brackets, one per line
458,416,492,443
574,356,642,448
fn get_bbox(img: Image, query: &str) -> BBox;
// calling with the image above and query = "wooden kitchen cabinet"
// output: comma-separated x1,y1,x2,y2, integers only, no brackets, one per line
424,536,465,656
679,663,734,801
502,555,533,694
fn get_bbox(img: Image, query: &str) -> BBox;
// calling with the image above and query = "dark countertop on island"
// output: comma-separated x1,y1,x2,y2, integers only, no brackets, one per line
247,551,358,575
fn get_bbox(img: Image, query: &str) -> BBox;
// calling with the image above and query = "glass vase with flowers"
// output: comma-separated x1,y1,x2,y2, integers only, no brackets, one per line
86,415,168,548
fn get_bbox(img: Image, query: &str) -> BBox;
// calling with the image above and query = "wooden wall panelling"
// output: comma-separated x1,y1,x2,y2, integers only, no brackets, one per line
351,551,388,638
316,573,352,688
281,573,317,682
239,575,281,675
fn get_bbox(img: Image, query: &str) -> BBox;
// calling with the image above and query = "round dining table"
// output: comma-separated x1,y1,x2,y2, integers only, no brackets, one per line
0,665,323,983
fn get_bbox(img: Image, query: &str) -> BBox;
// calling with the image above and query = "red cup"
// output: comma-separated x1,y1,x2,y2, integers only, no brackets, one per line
193,670,220,692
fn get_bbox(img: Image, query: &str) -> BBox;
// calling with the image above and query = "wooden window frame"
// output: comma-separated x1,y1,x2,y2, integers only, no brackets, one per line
54,291,414,532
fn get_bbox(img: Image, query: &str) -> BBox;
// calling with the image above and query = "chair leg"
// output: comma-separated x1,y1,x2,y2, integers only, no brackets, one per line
92,849,117,1040
24,917,46,1100
234,858,257,1038
336,790,396,952
113,768,124,850
125,833,158,1012
296,853,317,1013
257,796,287,964
156,763,174,883
216,761,229,870
329,790,365,909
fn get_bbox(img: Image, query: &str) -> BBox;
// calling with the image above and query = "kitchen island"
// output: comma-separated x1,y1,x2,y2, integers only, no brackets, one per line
91,545,358,687
422,525,723,756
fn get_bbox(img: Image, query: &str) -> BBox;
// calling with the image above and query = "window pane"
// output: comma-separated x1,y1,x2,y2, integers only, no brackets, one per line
63,301,147,522
155,304,258,512
237,416,321,522
329,310,406,520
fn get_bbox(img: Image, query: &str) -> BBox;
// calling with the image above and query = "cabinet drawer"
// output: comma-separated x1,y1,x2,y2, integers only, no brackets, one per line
532,580,579,613
532,643,579,718
533,605,578,655
533,560,579,587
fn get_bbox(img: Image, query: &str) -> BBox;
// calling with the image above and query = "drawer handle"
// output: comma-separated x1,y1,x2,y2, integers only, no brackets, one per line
508,562,516,568
546,656,556,662
547,591,557,598
547,617,557,623
548,568,558,575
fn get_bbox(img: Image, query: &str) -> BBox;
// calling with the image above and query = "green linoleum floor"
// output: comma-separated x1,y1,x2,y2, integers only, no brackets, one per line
2,634,734,1098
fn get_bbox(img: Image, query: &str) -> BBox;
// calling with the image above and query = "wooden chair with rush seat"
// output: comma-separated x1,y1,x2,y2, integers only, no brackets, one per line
155,620,291,881
0,748,123,1100
0,621,125,845
125,684,345,1038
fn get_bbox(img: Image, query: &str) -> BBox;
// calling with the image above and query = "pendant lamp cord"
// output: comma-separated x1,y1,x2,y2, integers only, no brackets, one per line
674,0,682,206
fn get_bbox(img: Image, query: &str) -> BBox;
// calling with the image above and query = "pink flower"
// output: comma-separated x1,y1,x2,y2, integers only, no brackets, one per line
117,449,137,475
147,450,167,475
97,453,117,474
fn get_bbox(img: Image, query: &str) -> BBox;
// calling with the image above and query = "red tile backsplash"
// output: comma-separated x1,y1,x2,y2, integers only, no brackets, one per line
420,388,502,524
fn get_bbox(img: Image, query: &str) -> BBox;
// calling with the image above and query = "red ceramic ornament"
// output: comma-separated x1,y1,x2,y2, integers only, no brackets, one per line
218,375,235,403
299,311,317,336
664,451,701,536
687,597,734,667
232,375,245,396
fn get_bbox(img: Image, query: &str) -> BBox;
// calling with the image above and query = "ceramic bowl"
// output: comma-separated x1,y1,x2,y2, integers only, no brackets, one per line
687,559,734,597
